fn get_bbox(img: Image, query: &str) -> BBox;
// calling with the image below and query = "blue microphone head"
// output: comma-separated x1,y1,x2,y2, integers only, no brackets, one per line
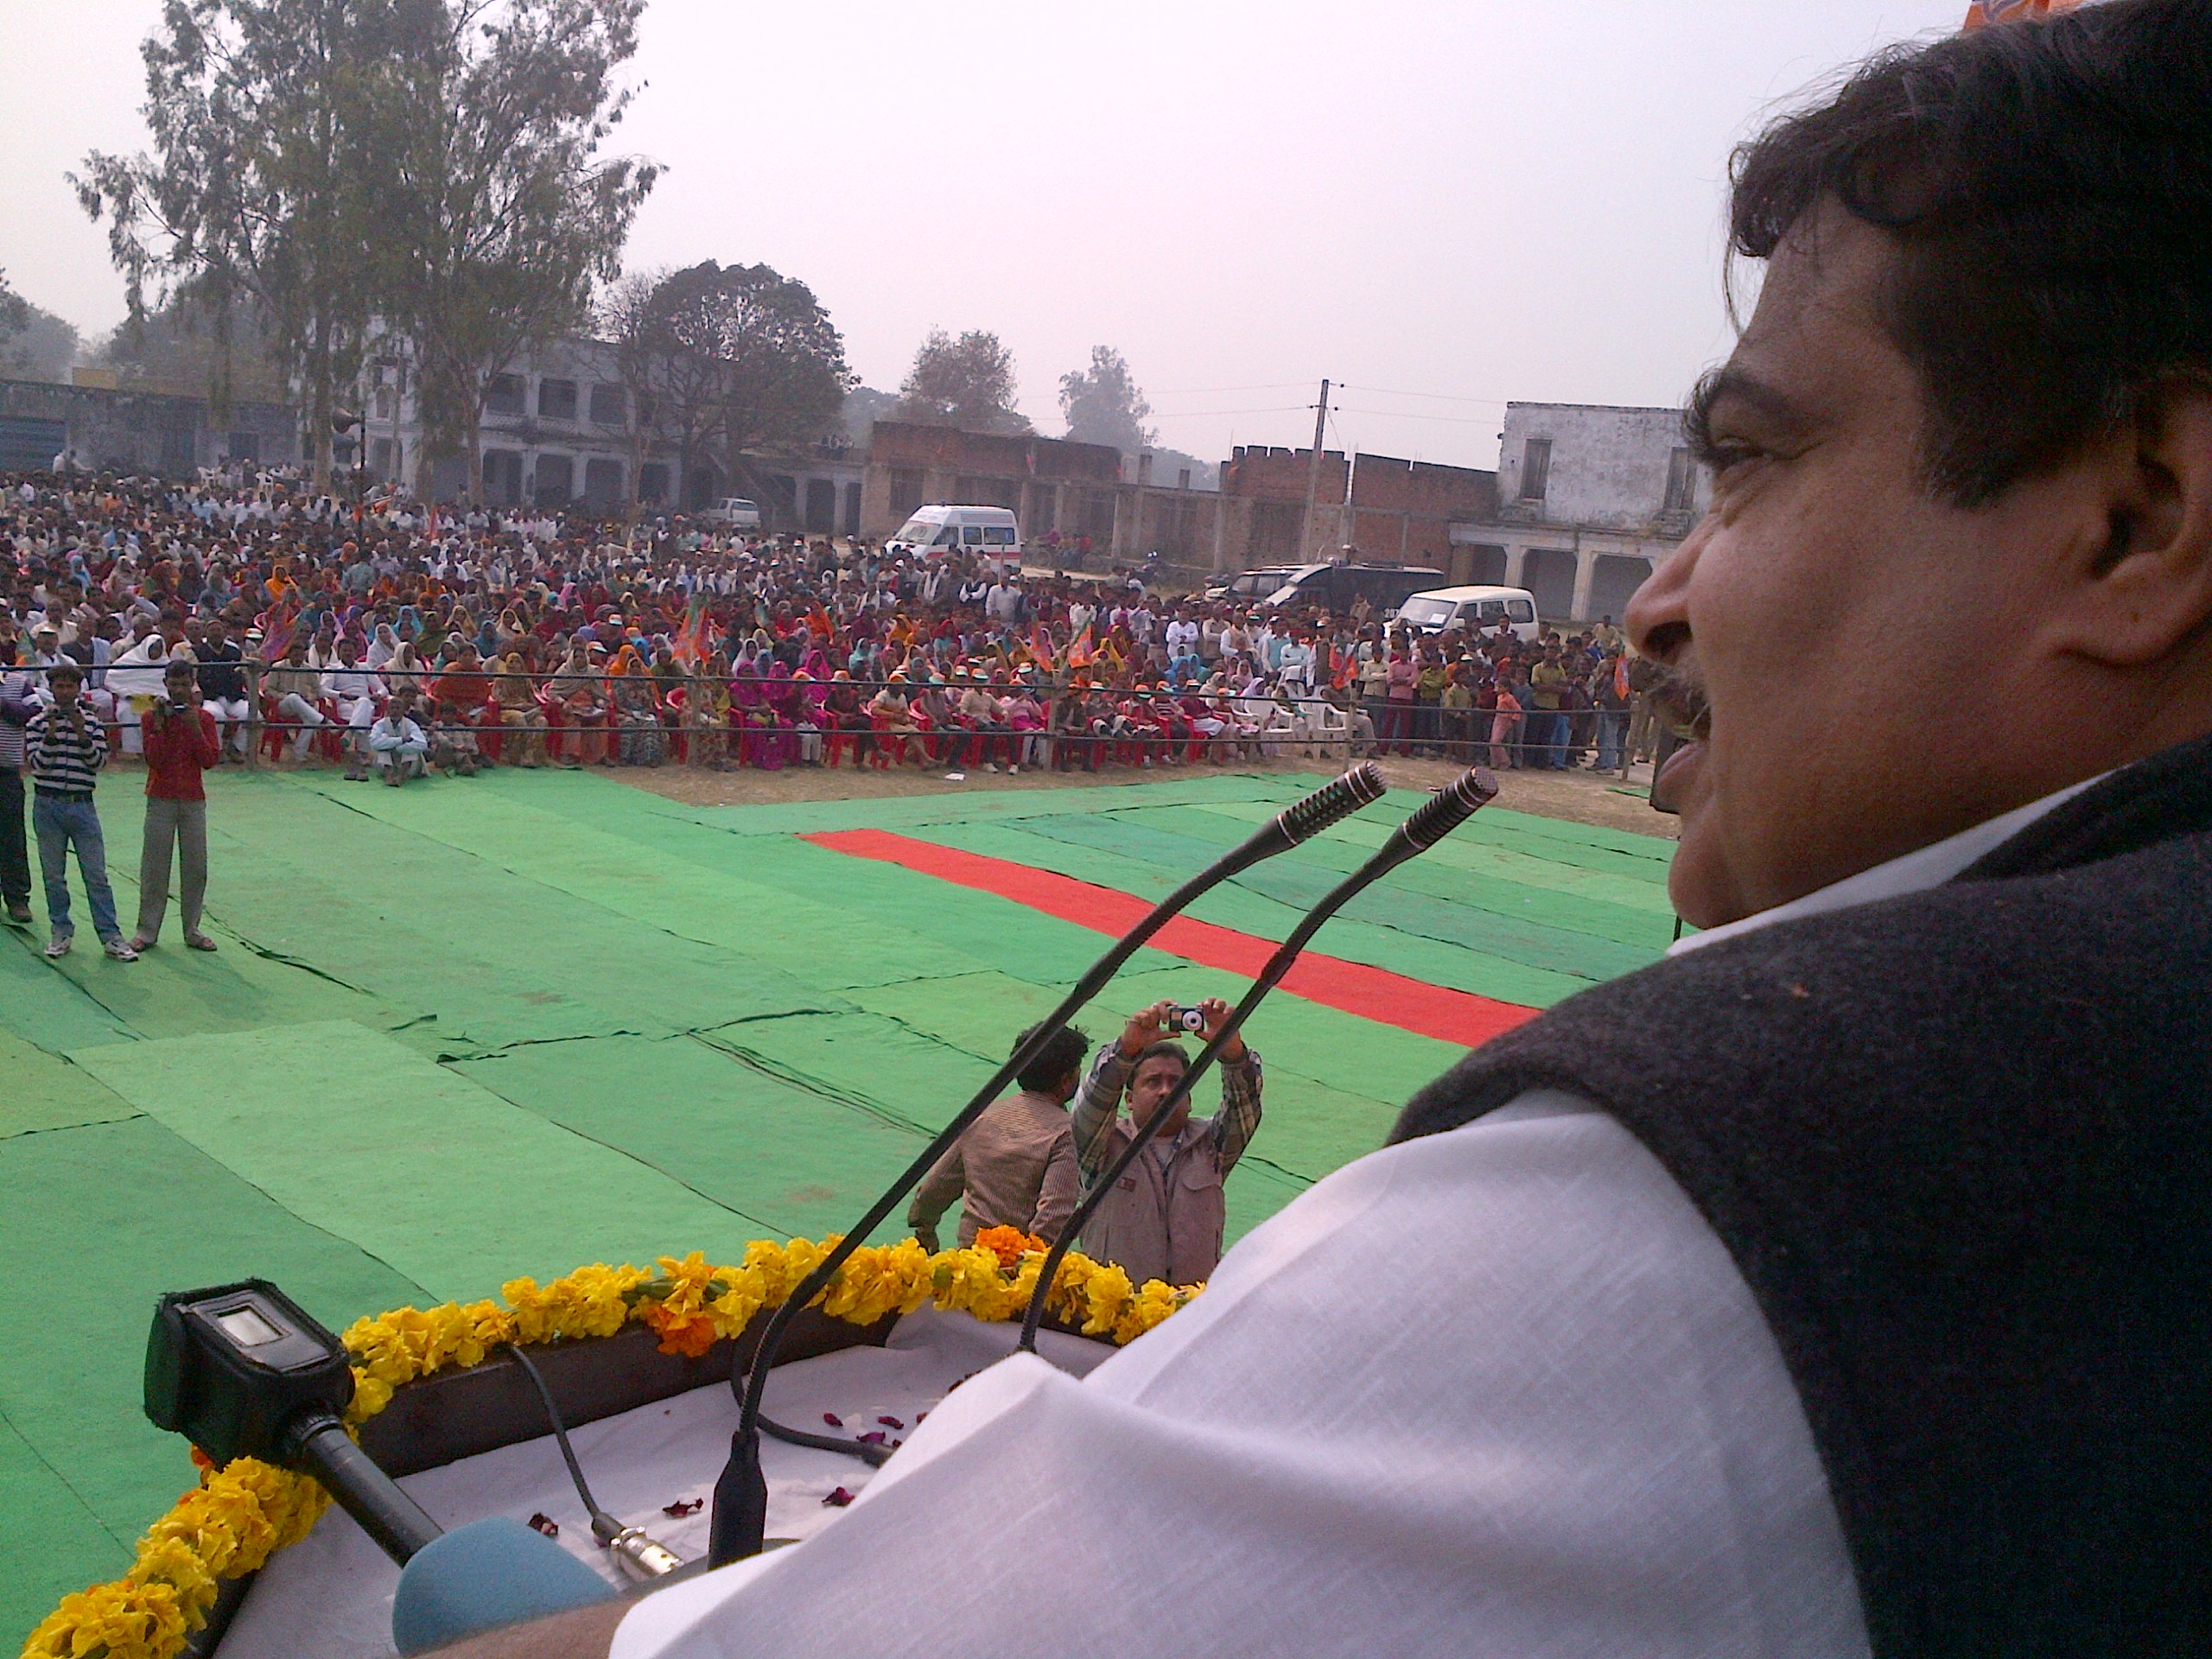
1399,766,1499,851
1271,762,1386,847
391,1516,617,1655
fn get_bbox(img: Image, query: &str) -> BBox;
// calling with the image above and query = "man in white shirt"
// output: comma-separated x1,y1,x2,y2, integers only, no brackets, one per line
366,689,430,785
320,639,388,783
451,9,2212,1656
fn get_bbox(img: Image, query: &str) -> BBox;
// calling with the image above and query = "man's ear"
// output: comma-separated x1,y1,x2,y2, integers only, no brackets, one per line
2047,379,2212,669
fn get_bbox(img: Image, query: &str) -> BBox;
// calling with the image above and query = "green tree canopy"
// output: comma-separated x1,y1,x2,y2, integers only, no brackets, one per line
74,0,652,493
73,0,412,482
896,327,1030,435
376,0,656,499
1058,345,1154,455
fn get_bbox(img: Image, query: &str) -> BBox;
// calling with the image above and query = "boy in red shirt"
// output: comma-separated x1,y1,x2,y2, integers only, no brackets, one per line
129,658,222,952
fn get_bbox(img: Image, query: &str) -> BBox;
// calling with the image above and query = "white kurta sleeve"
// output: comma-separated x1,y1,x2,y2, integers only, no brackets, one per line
613,1093,1867,1659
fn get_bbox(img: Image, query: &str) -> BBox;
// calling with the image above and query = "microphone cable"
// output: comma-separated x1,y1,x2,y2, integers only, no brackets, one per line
504,1344,684,1580
708,763,1387,1567
1018,766,1501,1352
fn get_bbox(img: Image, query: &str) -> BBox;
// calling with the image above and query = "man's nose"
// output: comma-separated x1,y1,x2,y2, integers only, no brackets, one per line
1624,514,1708,664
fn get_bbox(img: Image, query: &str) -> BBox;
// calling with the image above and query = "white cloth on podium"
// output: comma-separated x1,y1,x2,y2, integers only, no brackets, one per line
215,1309,1111,1659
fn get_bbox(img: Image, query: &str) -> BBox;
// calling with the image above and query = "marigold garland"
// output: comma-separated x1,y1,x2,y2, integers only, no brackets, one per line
22,1235,1198,1659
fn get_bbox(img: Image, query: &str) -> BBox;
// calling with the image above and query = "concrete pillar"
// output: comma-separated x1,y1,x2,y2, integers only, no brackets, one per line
1569,547,1598,622
1503,543,1528,588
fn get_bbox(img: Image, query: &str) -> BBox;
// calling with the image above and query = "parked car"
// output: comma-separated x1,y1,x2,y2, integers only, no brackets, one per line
1260,562,1446,614
1205,565,1300,603
1395,585,1542,643
702,496,762,530
887,504,1022,566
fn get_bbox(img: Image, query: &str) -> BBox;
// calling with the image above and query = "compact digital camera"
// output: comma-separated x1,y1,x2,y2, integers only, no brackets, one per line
1167,1005,1208,1033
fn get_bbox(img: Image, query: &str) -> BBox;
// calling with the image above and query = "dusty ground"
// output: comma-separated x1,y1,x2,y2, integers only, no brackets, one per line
609,749,1677,839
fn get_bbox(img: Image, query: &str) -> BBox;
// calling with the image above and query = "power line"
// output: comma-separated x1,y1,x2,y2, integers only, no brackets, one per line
1338,385,1511,406
1147,404,1311,420
1146,381,1313,397
1335,405,1503,425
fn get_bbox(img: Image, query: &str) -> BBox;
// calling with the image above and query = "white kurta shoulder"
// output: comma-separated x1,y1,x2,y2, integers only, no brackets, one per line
614,1093,1866,1659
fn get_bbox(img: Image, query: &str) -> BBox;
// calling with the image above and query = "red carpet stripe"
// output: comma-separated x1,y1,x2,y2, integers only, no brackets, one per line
803,828,1537,1049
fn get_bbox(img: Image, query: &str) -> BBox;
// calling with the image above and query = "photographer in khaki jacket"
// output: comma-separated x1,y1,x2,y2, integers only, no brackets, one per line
1070,998,1264,1286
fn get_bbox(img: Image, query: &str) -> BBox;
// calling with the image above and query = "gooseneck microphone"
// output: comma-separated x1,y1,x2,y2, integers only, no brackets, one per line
708,763,1388,1566
1017,766,1500,1352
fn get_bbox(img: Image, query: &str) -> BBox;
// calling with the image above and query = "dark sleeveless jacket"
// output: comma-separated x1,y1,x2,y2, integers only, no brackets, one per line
1393,737,2212,1656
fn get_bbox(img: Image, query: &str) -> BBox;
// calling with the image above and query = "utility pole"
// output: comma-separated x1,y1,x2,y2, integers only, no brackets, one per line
1301,378,1331,562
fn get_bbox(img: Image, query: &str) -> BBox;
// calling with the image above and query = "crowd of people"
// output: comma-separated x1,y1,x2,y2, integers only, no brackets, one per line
0,471,1650,793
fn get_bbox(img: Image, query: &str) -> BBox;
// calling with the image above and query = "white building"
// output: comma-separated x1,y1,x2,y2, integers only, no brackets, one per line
357,336,863,531
1447,402,1708,624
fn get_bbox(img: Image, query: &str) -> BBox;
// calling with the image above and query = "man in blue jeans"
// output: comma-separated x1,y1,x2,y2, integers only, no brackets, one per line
25,663,137,962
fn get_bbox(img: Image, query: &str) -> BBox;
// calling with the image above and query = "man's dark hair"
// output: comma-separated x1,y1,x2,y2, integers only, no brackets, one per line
1129,1039,1189,1078
1011,1021,1090,1094
1714,0,2212,505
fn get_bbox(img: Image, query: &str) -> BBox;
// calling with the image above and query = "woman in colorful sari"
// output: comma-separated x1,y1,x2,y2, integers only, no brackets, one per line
547,643,610,767
687,652,733,770
492,650,550,767
611,651,664,766
650,645,688,759
790,670,825,765
385,639,428,701
757,661,800,770
365,623,400,673
824,671,869,766
1004,677,1048,770
731,661,776,769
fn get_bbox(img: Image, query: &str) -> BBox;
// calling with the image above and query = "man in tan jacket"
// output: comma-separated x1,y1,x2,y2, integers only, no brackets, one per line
1071,999,1265,1286
908,1022,1088,1250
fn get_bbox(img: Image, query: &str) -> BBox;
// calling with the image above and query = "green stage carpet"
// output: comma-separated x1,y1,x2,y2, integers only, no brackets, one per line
0,767,1675,1636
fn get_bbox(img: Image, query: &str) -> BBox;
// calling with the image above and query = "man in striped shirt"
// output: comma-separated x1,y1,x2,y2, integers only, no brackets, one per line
26,663,136,962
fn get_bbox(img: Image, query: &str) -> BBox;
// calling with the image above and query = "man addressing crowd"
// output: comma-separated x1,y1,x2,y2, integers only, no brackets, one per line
450,4,2208,1654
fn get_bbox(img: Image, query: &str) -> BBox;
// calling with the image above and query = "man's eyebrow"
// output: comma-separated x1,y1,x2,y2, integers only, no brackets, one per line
1684,365,1809,463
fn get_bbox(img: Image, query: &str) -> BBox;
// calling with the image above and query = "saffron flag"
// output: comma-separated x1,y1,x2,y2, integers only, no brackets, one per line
1066,624,1094,669
673,595,712,665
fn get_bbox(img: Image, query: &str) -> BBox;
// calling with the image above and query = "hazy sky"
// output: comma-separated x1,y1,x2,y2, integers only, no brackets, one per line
2,0,1963,470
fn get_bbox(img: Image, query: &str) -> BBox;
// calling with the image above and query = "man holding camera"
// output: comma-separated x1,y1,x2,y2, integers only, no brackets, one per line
129,657,223,953
1071,998,1264,1285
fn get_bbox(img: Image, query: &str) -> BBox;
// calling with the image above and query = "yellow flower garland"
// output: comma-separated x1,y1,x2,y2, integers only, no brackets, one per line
21,1236,1199,1659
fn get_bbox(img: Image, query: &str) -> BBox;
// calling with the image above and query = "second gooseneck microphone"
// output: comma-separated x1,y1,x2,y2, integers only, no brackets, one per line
1017,766,1501,1352
708,762,1387,1567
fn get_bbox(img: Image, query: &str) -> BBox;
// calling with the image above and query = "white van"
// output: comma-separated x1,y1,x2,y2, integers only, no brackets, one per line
887,504,1022,564
702,497,762,530
1395,585,1541,642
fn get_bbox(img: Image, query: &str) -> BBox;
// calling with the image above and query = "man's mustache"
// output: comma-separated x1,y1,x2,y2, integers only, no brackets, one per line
1627,657,1712,739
